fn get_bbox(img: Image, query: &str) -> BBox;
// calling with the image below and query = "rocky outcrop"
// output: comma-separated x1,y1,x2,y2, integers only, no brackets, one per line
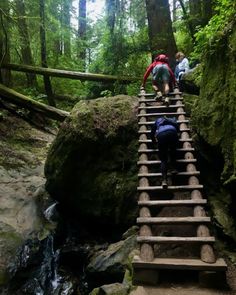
0,111,55,285
185,21,236,244
45,95,139,232
180,65,201,95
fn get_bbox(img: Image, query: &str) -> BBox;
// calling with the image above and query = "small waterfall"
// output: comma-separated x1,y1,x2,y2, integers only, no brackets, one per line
18,235,75,295
44,202,58,222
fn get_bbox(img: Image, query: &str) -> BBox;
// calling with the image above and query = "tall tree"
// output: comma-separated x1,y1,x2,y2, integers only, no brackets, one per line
106,0,116,34
173,0,178,23
62,0,72,57
202,0,212,25
78,0,87,68
145,0,177,67
15,0,37,87
0,2,11,85
178,0,195,42
189,0,202,31
39,0,55,106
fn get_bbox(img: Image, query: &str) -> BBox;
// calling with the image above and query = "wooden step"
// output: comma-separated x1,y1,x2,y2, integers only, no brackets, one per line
138,171,200,177
169,91,183,95
137,236,215,244
138,148,194,153
137,216,210,224
138,94,183,99
139,138,193,143
138,199,206,206
137,159,196,165
138,93,157,97
138,128,190,134
138,120,189,125
132,256,227,271
138,112,186,117
138,91,182,97
137,184,203,191
138,105,184,110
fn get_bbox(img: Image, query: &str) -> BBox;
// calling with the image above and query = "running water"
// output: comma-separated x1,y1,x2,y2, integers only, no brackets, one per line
44,202,58,222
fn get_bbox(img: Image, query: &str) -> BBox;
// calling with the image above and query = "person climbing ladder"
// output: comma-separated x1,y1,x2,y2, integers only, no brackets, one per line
150,116,179,188
140,54,177,106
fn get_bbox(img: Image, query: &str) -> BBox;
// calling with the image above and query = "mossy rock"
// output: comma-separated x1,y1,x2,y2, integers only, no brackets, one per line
191,22,236,187
45,95,139,230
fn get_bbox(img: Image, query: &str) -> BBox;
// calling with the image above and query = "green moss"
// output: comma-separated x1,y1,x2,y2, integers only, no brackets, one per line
209,191,236,242
45,95,139,228
191,23,236,185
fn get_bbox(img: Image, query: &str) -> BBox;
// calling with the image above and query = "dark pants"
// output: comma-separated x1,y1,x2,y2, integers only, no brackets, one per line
157,130,178,180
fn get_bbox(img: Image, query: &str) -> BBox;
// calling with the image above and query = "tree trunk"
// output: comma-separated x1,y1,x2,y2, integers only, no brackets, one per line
145,0,177,67
189,0,202,31
15,0,37,87
173,0,178,23
62,0,71,57
105,0,116,34
39,0,56,107
0,84,69,121
0,3,11,85
49,1,62,64
3,63,136,83
202,0,212,25
78,0,87,68
178,0,195,43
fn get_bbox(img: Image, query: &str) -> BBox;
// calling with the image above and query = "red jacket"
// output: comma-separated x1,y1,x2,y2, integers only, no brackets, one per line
142,60,176,87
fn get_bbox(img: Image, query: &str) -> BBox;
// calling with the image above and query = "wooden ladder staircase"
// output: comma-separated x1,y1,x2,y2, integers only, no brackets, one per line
132,89,227,286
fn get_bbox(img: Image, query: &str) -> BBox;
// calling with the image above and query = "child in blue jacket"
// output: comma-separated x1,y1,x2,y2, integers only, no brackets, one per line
150,117,179,188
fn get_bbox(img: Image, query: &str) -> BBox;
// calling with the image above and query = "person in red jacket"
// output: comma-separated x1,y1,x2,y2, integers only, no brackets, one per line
141,54,176,103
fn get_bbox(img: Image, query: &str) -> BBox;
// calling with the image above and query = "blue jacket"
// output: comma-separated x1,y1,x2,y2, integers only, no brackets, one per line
150,117,179,144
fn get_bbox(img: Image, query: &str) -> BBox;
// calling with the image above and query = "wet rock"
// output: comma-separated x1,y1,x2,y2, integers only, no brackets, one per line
90,282,129,295
0,111,55,286
86,234,137,284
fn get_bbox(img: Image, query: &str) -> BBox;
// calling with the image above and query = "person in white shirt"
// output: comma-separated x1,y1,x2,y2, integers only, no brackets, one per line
175,52,190,82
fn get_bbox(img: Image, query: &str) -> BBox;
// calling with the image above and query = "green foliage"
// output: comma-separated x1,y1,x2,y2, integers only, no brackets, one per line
192,0,236,61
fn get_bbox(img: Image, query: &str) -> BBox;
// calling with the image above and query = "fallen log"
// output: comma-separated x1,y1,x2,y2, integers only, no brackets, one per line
2,63,137,83
0,83,69,121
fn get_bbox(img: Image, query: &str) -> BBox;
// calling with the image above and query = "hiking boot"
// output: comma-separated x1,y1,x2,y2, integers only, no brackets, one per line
155,91,163,101
164,96,170,106
161,179,168,188
170,168,178,175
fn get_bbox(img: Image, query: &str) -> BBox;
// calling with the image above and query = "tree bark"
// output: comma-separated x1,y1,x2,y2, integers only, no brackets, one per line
202,0,212,25
0,4,11,85
189,0,202,32
145,0,177,67
2,63,136,83
0,84,69,121
105,0,116,34
178,0,195,43
15,0,37,87
39,0,56,107
78,0,87,68
62,0,72,57
173,0,178,23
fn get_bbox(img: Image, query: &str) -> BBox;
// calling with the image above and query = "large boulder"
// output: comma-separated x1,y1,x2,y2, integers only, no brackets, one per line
45,95,139,231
